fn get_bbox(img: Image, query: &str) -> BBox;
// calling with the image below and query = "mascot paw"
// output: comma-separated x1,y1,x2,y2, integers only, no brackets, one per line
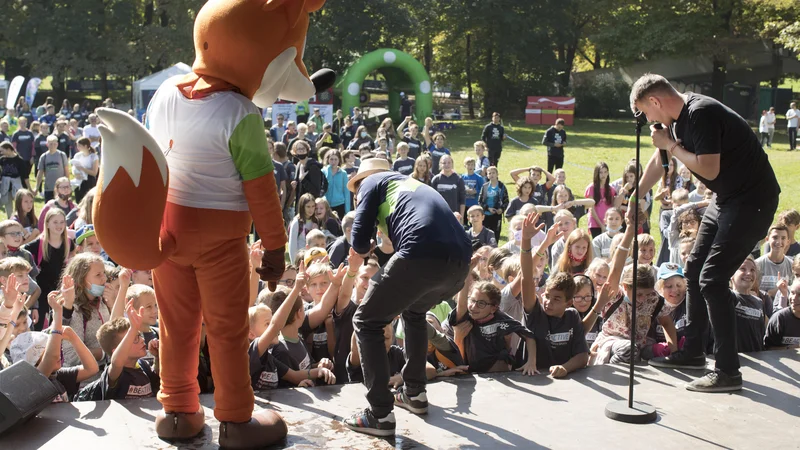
256,248,286,283
155,408,205,441
219,410,287,449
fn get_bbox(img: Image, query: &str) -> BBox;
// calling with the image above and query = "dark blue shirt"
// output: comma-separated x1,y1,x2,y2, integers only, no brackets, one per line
352,171,471,261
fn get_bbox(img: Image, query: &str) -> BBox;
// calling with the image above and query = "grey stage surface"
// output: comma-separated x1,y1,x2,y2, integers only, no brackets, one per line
2,349,798,449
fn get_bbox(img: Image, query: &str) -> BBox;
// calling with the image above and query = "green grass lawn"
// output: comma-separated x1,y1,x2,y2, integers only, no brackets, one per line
10,118,797,249
441,118,800,246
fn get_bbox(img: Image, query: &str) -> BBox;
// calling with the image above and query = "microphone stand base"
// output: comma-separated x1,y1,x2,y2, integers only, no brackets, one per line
604,400,657,424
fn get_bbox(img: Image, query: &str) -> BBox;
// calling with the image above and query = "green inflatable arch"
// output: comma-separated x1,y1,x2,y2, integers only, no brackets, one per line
338,49,432,124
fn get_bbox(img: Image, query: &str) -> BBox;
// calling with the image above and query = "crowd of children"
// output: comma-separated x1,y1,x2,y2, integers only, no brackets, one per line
0,107,797,421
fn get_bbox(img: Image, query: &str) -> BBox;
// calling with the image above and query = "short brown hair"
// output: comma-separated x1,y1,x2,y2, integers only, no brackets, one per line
546,272,576,299
471,281,501,306
629,73,676,113
0,219,23,235
622,264,656,289
97,317,131,357
555,118,565,126
768,224,789,237
487,246,512,272
76,137,92,149
126,284,155,308
778,209,800,227
267,291,303,325
0,256,31,278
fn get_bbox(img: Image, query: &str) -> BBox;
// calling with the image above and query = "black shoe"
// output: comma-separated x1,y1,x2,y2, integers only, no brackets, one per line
686,370,742,393
648,350,707,370
344,408,396,437
394,390,429,415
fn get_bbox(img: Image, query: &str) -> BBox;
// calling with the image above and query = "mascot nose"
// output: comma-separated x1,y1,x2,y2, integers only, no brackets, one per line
311,69,336,95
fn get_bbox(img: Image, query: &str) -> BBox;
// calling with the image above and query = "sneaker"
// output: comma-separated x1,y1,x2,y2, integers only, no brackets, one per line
394,390,428,415
648,350,707,370
344,409,396,437
686,370,742,393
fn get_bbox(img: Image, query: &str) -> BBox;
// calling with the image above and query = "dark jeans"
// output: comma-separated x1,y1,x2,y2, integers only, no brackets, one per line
683,198,777,375
488,148,502,168
353,255,468,417
44,190,54,202
589,227,602,239
332,204,346,220
547,153,563,173
75,176,97,204
483,214,502,241
789,127,797,150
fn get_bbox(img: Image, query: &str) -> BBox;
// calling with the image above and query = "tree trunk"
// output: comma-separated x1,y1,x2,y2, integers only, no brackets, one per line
101,71,109,102
423,38,433,74
3,58,31,80
466,33,474,119
53,69,67,105
711,54,726,101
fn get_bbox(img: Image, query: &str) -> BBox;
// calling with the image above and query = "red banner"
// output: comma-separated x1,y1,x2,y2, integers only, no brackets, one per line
526,96,575,126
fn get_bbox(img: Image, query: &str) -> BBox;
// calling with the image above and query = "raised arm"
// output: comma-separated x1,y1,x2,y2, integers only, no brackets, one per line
110,269,131,321
520,212,545,313
305,263,348,329
336,249,361,314
257,263,307,356
109,302,143,384
509,166,531,182
524,225,564,314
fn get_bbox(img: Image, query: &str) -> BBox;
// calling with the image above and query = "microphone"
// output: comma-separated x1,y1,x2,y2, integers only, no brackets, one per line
654,123,670,191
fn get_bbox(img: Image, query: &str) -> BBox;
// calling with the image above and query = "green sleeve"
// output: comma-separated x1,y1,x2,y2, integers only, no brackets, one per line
228,113,274,182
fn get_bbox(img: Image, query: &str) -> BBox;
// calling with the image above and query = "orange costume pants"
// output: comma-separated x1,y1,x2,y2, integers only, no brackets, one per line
153,202,254,423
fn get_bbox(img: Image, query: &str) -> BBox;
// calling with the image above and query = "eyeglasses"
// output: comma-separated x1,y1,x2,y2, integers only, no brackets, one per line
278,278,295,287
133,333,144,344
4,231,24,237
468,297,491,309
56,185,71,190
573,295,593,303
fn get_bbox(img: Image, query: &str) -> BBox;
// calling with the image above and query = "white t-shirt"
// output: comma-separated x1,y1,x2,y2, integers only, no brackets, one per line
786,108,798,128
765,111,776,129
83,126,102,149
71,152,98,182
759,116,769,134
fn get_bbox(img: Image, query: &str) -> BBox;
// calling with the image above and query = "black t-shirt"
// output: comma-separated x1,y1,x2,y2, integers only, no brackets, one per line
273,162,287,191
447,309,535,372
392,157,415,176
505,196,536,219
543,127,567,157
402,136,423,159
347,345,406,383
34,135,48,159
333,300,357,383
1,155,26,179
57,132,71,155
20,111,36,124
11,130,35,160
481,123,505,151
104,359,159,400
672,93,780,204
248,340,290,390
51,366,81,403
328,235,351,268
764,307,800,348
431,172,465,213
469,227,497,248
579,309,602,348
654,298,688,342
340,126,355,149
526,303,588,369
25,238,69,298
299,305,332,363
733,293,766,353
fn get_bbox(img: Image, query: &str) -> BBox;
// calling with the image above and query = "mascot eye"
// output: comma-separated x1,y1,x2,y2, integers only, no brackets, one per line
203,41,209,50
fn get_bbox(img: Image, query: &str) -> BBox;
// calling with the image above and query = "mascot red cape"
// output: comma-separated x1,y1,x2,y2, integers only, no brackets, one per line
92,0,334,447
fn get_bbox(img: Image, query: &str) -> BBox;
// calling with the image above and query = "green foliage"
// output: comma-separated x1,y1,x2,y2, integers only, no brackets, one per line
573,73,631,118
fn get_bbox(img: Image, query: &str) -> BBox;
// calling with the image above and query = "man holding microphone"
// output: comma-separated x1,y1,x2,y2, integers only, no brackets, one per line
630,74,780,393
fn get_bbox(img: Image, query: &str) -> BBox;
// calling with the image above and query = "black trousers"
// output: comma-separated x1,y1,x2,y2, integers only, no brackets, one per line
547,153,563,173
353,255,468,417
488,147,502,168
682,198,777,374
332,204,346,220
483,213,502,240
789,127,797,150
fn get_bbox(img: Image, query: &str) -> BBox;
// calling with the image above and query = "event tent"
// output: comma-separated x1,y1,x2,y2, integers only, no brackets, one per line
132,63,191,119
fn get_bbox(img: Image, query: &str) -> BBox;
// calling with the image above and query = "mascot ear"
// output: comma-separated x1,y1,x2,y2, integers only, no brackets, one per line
262,0,305,28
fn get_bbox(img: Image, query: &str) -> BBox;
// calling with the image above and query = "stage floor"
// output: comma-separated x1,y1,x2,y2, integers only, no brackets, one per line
3,349,799,449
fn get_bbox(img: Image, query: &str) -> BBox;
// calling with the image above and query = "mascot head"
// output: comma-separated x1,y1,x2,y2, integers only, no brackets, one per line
192,0,328,107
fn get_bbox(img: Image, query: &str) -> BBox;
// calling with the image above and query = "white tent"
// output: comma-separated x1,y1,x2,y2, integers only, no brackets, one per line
132,62,192,118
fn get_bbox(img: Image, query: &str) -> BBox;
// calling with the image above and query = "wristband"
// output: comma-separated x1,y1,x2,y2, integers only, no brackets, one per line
346,271,357,278
669,141,681,154
9,321,16,328
49,329,63,335
307,368,312,379
535,251,546,258
617,245,630,253
521,247,532,253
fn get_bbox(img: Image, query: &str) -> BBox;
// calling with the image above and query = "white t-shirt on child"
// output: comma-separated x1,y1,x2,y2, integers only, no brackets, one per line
71,152,99,183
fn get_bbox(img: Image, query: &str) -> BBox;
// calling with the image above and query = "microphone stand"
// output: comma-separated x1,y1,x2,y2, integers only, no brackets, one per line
604,111,658,424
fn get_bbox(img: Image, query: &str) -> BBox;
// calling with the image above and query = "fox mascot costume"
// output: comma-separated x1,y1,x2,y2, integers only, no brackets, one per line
92,0,334,447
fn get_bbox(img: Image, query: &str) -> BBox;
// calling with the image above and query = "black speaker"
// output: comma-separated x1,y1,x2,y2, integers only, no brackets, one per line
0,361,60,436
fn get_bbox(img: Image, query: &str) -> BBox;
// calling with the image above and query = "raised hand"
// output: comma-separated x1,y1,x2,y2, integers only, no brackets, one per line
521,212,544,241
346,248,363,269
2,273,19,307
126,300,143,332
544,225,566,247
148,338,159,356
331,263,347,287
295,260,307,291
62,326,77,342
60,275,75,309
595,282,614,310
250,240,264,269
119,268,133,286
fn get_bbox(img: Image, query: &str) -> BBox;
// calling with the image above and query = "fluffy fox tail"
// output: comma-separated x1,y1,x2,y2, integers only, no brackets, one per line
92,108,173,270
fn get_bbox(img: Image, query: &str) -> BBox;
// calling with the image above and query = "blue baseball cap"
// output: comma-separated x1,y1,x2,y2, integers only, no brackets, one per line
658,262,684,280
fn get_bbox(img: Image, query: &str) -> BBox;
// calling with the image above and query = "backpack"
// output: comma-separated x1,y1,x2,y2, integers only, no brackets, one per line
603,294,665,323
73,376,105,402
